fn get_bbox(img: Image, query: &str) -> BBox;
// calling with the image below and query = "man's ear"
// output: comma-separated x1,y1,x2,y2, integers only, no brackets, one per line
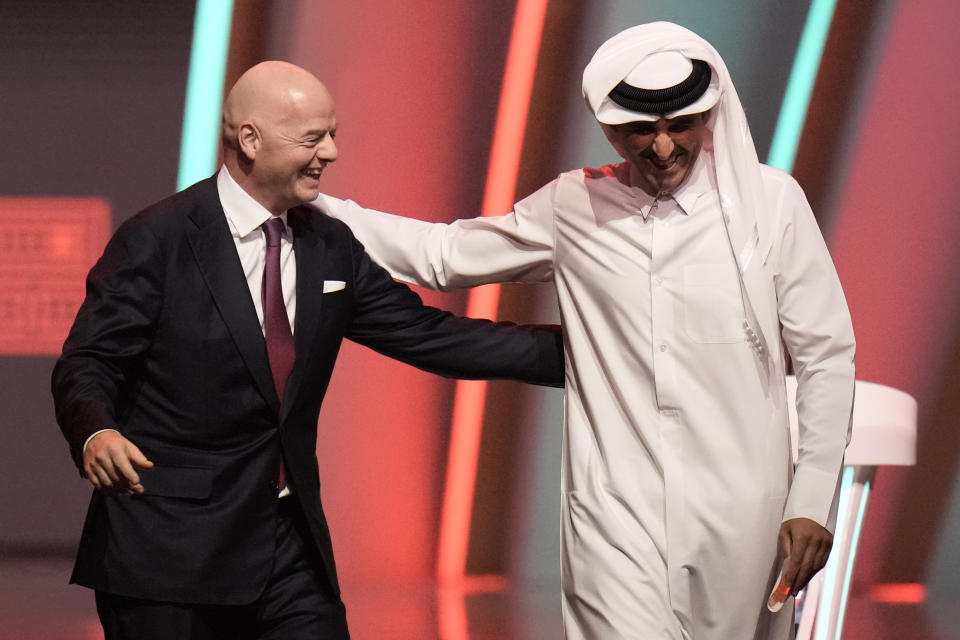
237,122,260,161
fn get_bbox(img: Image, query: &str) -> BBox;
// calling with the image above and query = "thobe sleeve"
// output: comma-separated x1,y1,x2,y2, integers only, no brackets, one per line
773,178,856,532
312,181,558,290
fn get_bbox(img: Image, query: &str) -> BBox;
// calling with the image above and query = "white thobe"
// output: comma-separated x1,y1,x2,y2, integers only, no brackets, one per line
315,155,855,639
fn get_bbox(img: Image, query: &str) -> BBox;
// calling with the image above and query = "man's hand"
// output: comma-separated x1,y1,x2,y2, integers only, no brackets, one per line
83,431,154,496
777,517,833,596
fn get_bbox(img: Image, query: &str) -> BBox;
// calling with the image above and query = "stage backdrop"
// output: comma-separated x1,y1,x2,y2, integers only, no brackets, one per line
4,1,959,617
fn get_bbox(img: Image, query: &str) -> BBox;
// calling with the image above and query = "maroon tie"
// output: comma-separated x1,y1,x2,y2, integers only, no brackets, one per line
261,217,294,490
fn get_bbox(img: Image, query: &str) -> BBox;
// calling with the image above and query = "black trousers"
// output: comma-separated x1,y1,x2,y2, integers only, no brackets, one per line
96,498,349,640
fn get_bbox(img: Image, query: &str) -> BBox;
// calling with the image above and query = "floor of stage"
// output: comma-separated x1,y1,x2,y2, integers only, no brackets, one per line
1,556,954,639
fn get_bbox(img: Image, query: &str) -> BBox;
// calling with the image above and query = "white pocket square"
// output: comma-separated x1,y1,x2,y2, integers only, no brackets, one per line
323,280,346,293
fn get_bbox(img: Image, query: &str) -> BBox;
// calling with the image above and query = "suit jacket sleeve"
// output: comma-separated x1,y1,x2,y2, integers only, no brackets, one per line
51,218,164,471
341,228,564,387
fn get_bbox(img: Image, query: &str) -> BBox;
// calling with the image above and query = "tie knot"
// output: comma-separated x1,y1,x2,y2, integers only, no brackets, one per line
262,217,286,248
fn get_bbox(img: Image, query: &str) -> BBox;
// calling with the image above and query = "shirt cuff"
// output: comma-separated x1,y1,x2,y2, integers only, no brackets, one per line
782,464,844,534
82,428,120,455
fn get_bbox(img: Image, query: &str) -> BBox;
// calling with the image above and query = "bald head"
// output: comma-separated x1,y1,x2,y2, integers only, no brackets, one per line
223,61,334,152
221,61,338,215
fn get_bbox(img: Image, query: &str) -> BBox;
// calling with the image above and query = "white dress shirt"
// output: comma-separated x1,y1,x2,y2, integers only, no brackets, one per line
217,166,296,335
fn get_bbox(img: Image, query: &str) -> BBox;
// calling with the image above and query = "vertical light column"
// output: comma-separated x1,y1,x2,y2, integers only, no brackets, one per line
177,0,235,190
811,466,873,640
766,0,838,171
436,0,550,581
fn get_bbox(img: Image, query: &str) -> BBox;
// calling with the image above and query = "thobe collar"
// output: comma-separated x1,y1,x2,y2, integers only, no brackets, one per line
217,166,290,240
630,153,712,221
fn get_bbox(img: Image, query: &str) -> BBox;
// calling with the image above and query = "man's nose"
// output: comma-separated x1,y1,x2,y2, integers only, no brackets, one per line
652,133,674,160
318,137,338,162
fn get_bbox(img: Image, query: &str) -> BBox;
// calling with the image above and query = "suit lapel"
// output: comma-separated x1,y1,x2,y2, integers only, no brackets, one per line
185,179,281,413
280,206,327,421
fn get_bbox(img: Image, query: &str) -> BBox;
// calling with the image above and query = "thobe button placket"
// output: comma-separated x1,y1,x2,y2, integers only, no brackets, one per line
650,206,679,411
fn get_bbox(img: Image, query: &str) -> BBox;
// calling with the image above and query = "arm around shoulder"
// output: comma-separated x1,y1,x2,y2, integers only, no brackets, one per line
342,229,564,386
313,181,558,290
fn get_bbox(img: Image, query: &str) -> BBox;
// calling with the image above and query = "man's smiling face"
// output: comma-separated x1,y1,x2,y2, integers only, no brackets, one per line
603,112,708,196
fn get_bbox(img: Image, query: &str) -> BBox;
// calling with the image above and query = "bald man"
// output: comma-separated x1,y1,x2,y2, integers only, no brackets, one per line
52,61,564,640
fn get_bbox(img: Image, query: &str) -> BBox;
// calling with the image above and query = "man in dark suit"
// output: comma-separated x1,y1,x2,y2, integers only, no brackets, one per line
51,61,563,640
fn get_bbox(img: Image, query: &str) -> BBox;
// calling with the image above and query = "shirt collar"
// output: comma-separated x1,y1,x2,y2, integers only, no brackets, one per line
217,166,288,239
629,153,712,220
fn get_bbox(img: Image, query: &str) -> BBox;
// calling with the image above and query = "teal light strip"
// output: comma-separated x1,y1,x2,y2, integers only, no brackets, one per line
813,466,853,640
836,479,871,638
177,0,235,191
766,0,839,172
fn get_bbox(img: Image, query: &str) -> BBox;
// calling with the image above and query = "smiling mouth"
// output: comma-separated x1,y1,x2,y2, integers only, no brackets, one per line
301,167,324,179
646,155,684,172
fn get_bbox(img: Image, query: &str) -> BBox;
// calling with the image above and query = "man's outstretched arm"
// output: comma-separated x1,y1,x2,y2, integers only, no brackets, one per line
312,180,558,290
342,227,564,387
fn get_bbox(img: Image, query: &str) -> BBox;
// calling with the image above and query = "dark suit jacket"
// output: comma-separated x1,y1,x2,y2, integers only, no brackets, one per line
51,176,563,605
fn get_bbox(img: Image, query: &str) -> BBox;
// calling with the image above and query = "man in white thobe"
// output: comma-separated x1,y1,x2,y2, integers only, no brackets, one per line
313,22,855,640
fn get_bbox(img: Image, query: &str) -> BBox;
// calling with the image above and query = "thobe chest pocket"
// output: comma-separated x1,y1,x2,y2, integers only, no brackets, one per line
682,263,744,343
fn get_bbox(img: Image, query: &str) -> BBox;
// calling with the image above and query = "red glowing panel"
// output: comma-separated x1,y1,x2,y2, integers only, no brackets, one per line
869,582,927,604
0,197,111,356
437,0,550,580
